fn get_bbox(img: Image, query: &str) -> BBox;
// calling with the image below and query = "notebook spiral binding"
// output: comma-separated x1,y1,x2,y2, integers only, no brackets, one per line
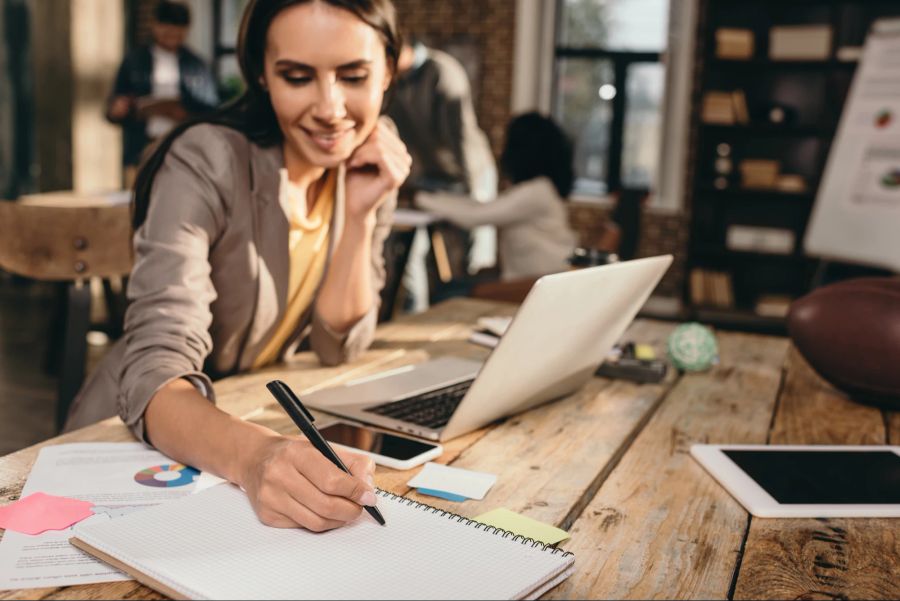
376,489,574,557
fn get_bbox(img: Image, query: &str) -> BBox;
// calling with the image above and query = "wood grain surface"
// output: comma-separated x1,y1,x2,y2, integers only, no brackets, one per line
732,348,900,601
1,299,898,600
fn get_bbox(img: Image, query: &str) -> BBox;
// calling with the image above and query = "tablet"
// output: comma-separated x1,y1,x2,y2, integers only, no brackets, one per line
691,444,900,517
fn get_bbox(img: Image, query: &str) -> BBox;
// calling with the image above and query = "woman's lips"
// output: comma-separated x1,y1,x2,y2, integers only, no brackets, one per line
303,127,353,152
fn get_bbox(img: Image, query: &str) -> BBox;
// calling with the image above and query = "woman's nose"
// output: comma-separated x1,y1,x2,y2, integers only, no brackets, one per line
313,81,347,123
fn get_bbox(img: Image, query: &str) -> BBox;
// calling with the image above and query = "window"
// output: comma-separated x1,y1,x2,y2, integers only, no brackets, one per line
553,0,670,197
211,0,250,101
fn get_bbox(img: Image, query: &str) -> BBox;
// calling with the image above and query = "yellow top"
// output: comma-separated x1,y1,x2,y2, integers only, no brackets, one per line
252,168,336,368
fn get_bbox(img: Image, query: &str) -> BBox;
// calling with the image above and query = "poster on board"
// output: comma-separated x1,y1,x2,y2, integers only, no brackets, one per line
804,18,900,271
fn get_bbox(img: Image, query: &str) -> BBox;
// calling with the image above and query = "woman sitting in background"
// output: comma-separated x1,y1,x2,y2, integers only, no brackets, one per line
415,112,577,280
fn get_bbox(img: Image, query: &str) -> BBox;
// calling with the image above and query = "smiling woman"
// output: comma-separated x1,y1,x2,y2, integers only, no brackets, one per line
64,0,411,534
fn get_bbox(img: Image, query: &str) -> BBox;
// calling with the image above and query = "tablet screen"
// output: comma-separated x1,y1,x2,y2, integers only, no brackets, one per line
723,450,900,504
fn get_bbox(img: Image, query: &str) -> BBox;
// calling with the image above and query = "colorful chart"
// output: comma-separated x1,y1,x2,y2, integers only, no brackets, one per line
134,464,199,488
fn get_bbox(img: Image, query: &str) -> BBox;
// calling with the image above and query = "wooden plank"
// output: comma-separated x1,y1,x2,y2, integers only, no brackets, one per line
733,347,900,600
548,330,789,599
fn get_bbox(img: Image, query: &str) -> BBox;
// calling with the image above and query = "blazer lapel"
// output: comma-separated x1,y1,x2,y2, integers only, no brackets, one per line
238,140,289,371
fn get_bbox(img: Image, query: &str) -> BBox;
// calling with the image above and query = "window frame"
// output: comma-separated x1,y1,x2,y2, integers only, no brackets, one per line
512,0,697,213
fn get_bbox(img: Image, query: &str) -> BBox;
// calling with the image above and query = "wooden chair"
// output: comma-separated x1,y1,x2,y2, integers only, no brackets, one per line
0,200,132,429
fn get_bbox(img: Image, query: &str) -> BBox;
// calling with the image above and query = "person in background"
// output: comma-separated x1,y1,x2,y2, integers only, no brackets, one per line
416,112,578,281
386,38,497,310
106,0,219,184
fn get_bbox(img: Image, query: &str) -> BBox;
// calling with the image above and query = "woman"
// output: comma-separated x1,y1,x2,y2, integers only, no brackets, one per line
67,0,410,532
416,112,577,281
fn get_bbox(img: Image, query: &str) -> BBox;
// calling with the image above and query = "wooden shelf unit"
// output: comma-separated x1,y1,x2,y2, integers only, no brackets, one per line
685,0,900,332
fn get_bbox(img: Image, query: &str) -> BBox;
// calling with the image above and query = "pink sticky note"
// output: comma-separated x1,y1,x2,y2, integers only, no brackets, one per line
0,493,94,535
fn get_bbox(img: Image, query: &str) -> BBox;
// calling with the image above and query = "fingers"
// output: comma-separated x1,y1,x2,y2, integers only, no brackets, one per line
291,445,378,507
245,437,377,533
337,448,376,487
281,469,364,524
254,493,346,532
347,121,412,188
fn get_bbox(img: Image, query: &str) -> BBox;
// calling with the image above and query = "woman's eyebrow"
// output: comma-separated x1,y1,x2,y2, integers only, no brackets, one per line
274,59,372,70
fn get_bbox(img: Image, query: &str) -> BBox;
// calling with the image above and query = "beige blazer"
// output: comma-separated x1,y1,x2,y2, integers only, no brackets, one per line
66,123,395,439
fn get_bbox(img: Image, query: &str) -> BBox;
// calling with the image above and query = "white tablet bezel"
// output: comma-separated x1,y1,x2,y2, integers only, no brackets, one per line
691,444,900,517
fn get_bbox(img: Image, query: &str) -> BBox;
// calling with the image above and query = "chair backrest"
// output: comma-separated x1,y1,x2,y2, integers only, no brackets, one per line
0,201,132,280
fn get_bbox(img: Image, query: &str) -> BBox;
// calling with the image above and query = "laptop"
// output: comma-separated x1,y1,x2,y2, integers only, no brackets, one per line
303,255,673,441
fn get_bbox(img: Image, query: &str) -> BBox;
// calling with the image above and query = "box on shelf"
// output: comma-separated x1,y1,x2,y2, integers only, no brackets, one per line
769,25,832,61
715,28,755,60
726,225,795,255
836,46,863,62
739,159,781,189
775,174,808,193
755,294,794,318
690,268,734,308
702,91,736,124
731,90,750,124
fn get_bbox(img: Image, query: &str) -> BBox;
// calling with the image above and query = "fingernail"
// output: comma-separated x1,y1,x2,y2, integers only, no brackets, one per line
366,474,375,487
361,491,377,507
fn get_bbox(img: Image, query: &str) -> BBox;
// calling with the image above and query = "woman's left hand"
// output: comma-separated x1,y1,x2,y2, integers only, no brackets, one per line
344,119,411,221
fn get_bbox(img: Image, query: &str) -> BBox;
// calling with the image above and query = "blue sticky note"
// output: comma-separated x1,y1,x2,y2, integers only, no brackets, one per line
416,487,468,502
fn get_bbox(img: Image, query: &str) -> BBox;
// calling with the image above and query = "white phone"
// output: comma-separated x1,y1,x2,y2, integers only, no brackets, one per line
319,420,443,470
691,444,900,517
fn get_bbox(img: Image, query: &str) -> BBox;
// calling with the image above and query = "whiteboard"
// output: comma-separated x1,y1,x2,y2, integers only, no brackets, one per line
804,19,900,271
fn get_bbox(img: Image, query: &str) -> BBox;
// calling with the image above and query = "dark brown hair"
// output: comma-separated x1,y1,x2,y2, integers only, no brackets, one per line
500,112,575,199
132,0,400,229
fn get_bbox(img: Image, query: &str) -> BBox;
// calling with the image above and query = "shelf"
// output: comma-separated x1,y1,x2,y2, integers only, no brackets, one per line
697,186,816,202
691,246,812,264
709,58,857,71
700,123,836,137
692,307,787,335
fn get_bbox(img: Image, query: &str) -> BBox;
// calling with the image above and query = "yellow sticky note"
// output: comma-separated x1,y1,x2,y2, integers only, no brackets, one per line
473,508,570,545
634,344,656,360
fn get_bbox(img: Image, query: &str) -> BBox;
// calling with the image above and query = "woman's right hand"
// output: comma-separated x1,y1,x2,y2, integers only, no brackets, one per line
240,435,377,532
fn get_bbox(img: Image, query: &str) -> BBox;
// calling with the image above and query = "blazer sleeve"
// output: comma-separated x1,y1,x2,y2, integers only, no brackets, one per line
309,188,396,367
118,125,231,442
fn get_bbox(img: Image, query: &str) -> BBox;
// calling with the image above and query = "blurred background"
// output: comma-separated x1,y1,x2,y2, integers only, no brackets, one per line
2,0,898,453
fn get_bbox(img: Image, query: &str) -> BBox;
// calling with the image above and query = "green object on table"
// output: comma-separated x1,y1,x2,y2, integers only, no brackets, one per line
667,322,718,371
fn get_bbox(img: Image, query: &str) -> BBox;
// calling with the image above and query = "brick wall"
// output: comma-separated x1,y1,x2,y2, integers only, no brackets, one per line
568,202,688,299
392,0,516,159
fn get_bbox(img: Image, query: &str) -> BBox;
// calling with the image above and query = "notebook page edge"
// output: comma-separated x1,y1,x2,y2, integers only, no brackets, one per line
520,562,575,600
69,535,203,600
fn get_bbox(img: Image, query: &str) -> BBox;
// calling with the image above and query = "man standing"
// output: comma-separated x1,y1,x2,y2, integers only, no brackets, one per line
387,39,497,310
106,0,218,183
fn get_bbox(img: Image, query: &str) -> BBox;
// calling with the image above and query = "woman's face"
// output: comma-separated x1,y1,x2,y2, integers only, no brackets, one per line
263,2,391,170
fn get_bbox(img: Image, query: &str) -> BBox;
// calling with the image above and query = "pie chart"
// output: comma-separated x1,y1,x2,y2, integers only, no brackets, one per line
134,464,199,488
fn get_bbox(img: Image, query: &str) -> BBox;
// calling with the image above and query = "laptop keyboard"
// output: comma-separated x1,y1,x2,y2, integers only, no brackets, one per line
364,379,475,429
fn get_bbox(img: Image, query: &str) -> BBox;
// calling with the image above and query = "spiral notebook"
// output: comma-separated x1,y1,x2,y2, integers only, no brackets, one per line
70,484,574,600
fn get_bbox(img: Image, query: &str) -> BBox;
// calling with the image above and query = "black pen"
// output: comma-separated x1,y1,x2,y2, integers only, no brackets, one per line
265,380,386,526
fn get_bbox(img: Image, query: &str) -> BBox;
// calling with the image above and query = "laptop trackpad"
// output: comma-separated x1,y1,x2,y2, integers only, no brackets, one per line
302,356,483,409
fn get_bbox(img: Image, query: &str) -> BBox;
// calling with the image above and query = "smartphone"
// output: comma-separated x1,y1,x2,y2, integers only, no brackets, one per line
318,420,443,470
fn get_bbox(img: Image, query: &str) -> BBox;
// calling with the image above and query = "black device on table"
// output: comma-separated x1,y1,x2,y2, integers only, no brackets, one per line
595,342,668,384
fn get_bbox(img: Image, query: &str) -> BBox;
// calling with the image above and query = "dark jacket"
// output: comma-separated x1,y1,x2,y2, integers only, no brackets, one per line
106,45,219,166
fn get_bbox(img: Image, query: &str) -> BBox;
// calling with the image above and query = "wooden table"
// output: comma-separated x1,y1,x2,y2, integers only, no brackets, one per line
1,298,898,599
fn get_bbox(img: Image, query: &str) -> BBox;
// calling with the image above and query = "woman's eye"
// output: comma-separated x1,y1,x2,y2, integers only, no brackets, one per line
282,74,312,85
342,74,369,85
